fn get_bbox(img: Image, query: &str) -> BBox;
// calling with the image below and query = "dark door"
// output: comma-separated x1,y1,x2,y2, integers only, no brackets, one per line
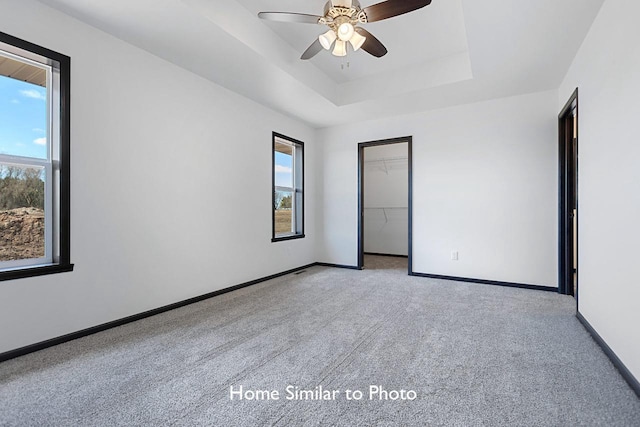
559,90,578,298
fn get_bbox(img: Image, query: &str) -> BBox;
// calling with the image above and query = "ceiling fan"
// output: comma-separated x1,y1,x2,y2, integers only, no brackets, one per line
258,0,433,59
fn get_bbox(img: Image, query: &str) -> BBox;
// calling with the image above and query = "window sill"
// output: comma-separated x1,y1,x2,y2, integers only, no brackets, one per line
272,234,306,243
0,263,74,282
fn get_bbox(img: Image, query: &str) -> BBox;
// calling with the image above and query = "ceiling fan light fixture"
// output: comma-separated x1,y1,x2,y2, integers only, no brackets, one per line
349,31,366,51
260,0,433,60
332,40,347,57
337,22,355,41
319,29,337,50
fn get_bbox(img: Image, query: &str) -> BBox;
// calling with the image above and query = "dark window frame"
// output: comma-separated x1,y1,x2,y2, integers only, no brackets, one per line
272,132,305,242
0,31,73,281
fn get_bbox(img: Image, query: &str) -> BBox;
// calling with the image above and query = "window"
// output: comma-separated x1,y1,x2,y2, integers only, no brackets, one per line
272,132,304,242
0,32,72,281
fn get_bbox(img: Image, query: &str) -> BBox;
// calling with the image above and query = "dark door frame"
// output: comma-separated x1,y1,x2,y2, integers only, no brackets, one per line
358,136,413,273
558,88,579,301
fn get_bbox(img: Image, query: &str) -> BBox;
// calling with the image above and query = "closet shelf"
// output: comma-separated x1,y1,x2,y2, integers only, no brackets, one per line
364,156,408,174
364,207,408,209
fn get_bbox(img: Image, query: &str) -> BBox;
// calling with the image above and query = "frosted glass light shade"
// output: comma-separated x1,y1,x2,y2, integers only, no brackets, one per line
337,23,355,41
332,40,347,57
349,31,366,51
319,30,337,50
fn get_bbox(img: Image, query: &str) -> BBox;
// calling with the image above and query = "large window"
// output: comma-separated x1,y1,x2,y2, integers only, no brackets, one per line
0,32,72,281
272,132,304,242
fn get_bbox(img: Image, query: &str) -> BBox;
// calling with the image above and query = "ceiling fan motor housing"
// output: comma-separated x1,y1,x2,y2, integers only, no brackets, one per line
321,0,367,28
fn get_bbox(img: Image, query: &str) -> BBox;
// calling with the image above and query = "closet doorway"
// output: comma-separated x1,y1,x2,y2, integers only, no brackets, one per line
358,137,412,272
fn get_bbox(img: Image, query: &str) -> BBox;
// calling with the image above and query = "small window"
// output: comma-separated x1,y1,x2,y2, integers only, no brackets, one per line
0,31,72,281
272,132,304,242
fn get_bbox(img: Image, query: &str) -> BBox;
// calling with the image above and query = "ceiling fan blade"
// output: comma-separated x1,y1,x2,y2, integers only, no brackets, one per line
355,28,388,57
258,12,323,24
301,39,324,60
362,0,432,23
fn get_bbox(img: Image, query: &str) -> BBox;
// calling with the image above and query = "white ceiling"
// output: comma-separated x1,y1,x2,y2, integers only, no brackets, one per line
36,0,604,128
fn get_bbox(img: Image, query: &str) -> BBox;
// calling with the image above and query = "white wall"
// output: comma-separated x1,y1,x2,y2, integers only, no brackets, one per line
559,0,640,380
318,90,558,287
363,143,409,256
0,0,317,354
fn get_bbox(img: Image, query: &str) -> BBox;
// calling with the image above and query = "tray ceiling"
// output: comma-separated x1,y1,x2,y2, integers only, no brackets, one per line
35,0,604,128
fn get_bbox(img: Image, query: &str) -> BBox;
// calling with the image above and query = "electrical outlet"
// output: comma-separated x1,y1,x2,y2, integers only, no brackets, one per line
451,251,459,261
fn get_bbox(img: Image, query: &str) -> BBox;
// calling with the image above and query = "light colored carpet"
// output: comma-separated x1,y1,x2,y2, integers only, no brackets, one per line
1,257,639,426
